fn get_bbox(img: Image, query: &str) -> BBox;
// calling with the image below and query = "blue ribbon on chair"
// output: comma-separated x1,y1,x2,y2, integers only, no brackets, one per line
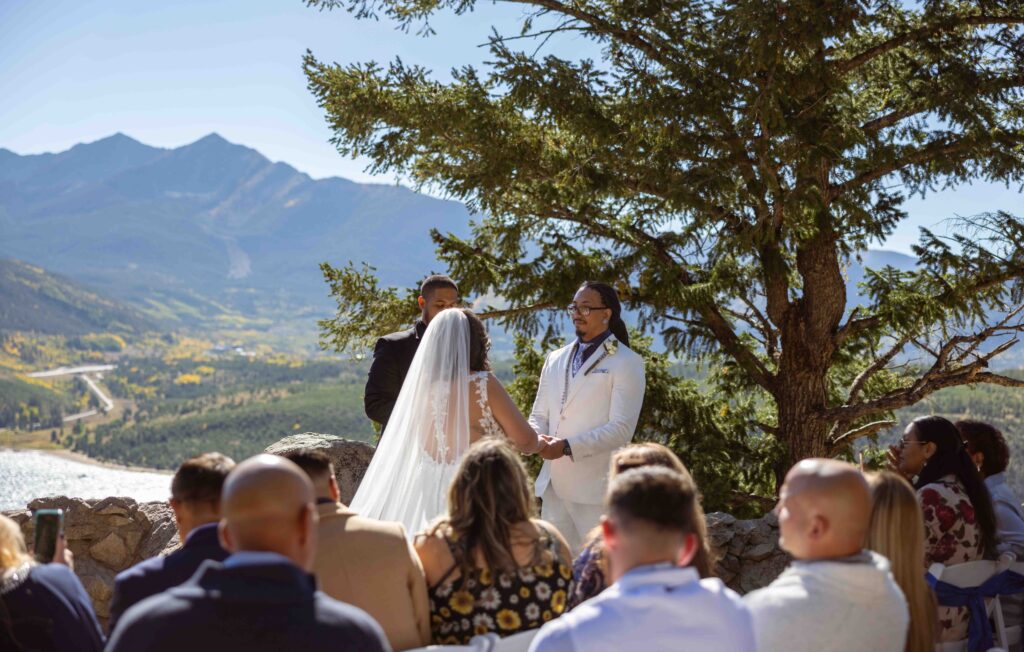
927,568,1024,652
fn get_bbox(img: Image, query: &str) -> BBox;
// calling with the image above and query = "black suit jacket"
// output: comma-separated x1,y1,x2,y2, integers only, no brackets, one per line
364,320,426,428
106,556,391,652
108,522,229,631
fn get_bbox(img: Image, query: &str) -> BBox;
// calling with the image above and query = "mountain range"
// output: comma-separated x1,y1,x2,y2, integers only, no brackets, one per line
4,133,1018,364
0,133,471,334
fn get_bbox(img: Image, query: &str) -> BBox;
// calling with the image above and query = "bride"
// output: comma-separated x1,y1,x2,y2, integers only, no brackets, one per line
350,308,543,534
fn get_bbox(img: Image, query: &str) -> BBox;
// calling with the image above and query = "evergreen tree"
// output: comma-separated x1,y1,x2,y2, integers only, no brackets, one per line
305,0,1024,487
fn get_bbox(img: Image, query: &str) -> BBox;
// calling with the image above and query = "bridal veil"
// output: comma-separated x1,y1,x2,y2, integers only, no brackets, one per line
349,308,472,535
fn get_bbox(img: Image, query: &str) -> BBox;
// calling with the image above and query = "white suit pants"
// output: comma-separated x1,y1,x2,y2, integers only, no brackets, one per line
540,486,606,554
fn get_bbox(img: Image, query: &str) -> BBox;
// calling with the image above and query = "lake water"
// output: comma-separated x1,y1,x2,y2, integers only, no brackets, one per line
0,449,172,511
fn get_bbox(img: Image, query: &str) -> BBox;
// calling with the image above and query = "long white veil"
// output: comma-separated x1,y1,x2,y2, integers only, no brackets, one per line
349,308,471,535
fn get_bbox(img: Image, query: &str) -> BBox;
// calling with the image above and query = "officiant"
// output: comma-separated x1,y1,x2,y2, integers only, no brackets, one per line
363,274,460,429
529,282,646,552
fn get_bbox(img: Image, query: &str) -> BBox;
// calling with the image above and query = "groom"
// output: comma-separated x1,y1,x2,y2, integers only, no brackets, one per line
530,282,646,552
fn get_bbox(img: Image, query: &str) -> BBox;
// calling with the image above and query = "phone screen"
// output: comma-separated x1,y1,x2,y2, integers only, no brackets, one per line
32,509,63,563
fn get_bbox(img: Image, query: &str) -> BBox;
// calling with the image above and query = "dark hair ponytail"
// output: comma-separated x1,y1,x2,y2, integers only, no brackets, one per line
913,415,998,557
580,281,629,348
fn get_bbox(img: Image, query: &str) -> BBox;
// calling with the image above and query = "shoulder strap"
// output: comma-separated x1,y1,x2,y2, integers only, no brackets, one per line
534,522,561,556
432,534,465,588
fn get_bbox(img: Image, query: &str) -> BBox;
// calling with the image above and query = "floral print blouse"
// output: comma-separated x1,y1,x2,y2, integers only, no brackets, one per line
568,536,607,611
427,525,572,645
918,474,984,642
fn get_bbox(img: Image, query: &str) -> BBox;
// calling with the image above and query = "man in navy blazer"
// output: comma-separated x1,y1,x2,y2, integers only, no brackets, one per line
108,452,235,631
106,455,390,652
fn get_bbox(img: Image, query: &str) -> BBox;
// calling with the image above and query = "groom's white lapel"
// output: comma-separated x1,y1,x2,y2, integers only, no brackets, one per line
561,336,617,413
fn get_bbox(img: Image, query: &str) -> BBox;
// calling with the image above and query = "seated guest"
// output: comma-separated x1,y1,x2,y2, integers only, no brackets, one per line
529,467,754,652
743,459,909,652
415,439,573,645
0,514,104,652
957,419,1024,557
867,471,938,652
890,415,997,641
106,455,390,652
281,448,430,651
109,452,235,630
568,443,713,610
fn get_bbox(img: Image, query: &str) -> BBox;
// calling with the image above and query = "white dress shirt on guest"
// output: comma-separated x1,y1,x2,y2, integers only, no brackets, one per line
986,472,1024,557
743,550,909,652
527,563,755,652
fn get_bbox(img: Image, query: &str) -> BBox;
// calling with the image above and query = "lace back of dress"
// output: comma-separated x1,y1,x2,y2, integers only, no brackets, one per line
471,371,503,439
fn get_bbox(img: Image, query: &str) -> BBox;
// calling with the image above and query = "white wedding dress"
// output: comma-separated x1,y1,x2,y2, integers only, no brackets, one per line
350,309,502,536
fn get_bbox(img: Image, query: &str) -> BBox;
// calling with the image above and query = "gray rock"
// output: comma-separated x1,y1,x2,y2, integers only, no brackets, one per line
265,432,375,504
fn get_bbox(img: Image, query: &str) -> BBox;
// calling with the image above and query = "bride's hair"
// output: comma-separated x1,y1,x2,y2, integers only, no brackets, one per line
461,308,491,373
431,438,539,580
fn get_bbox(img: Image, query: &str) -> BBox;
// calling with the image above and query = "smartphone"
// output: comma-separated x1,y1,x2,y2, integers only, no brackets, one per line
32,509,63,563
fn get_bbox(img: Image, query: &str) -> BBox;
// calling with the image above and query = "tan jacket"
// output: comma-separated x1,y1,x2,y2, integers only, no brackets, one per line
313,502,430,651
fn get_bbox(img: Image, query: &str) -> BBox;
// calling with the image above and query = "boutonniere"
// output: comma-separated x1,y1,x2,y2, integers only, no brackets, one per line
603,339,618,356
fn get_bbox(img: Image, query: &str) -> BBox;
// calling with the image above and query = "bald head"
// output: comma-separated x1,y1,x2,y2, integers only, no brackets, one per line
219,455,318,570
776,458,871,561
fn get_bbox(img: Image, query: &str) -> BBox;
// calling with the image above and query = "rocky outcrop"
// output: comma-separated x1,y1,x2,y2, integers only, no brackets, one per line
3,496,179,623
264,432,375,504
706,511,789,594
5,434,789,627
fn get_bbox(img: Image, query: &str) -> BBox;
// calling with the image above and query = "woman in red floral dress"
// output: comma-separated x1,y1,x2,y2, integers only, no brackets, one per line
890,415,997,642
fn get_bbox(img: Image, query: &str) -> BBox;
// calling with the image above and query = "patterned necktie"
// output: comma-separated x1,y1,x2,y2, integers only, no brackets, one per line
572,341,594,377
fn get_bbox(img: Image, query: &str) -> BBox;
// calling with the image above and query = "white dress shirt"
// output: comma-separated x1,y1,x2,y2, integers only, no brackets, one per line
528,563,755,652
986,472,1024,556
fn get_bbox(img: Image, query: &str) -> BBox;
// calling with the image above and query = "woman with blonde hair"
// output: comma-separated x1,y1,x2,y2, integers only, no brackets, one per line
567,442,715,610
0,514,104,651
866,471,938,652
415,438,573,644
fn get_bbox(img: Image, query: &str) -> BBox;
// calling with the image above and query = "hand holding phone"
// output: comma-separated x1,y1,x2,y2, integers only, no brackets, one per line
32,509,64,564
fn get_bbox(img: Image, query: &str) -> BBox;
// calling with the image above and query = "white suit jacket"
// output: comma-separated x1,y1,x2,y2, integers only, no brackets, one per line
529,335,646,505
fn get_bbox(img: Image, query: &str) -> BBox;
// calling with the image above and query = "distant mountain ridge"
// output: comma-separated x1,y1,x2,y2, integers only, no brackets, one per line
0,133,472,328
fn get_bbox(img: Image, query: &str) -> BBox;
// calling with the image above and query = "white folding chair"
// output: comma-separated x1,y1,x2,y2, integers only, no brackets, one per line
997,560,1024,652
930,560,1000,652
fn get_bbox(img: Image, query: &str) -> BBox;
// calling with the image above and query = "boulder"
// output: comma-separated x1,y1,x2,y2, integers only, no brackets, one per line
264,432,375,504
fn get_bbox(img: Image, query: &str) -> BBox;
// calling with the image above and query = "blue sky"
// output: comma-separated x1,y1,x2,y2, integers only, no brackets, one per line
1,0,1019,255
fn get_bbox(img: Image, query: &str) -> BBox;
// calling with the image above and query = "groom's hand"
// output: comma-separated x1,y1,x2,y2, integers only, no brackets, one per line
538,436,566,460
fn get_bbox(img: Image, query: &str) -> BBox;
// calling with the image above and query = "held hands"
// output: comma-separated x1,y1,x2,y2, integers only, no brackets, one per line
537,435,567,461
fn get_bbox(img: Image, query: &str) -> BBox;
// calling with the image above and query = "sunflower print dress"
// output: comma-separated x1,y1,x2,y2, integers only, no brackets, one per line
427,525,572,644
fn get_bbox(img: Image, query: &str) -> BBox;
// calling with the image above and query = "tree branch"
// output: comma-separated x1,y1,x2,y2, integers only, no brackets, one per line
831,420,898,446
823,317,1024,423
846,335,911,404
498,0,675,69
829,137,976,200
834,14,1024,74
479,301,559,320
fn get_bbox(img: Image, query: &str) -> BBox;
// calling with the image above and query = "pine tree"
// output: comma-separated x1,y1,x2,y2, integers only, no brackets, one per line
305,0,1024,487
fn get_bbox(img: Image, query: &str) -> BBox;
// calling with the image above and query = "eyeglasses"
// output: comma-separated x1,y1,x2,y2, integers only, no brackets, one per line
897,437,927,450
566,303,609,317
